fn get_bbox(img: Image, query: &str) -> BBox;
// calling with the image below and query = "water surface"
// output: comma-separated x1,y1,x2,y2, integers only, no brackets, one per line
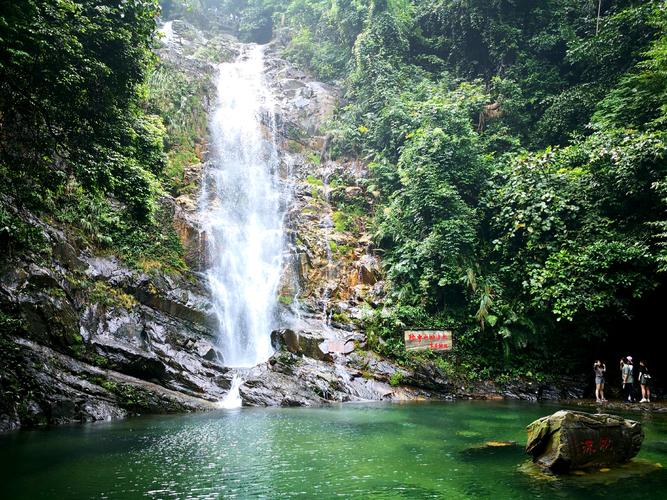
1,401,666,499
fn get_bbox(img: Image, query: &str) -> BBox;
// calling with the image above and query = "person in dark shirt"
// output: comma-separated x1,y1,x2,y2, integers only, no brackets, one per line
639,360,651,403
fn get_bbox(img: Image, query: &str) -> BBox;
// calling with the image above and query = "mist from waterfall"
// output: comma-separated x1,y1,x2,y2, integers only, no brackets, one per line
201,45,283,369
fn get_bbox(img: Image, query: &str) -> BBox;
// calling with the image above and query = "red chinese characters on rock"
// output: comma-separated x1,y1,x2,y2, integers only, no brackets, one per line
579,436,613,456
428,342,450,349
599,436,612,452
409,333,446,341
581,439,595,455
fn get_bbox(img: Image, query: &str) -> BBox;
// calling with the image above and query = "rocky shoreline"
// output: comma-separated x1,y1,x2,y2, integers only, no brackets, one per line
563,399,667,414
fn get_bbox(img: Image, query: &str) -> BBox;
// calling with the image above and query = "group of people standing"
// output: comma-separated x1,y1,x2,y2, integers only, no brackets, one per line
593,357,652,403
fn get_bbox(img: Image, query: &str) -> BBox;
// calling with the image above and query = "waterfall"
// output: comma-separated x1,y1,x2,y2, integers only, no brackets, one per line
215,374,244,409
320,165,335,327
201,45,284,370
159,20,174,45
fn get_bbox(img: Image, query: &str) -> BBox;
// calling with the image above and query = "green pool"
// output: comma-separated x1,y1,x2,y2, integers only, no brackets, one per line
1,401,666,498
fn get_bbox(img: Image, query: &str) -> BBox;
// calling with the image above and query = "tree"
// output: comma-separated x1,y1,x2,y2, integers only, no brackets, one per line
0,0,162,216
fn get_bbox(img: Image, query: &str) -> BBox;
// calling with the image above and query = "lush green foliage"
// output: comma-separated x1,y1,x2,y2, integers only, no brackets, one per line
209,0,667,373
0,1,187,271
0,1,161,212
145,63,210,196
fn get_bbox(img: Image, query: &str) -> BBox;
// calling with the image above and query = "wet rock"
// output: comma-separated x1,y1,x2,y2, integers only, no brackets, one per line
26,263,60,289
519,458,664,484
280,79,307,96
356,255,380,286
85,255,121,278
170,194,205,271
526,410,644,473
128,273,214,328
299,332,334,361
271,328,333,362
501,386,539,402
264,46,339,144
193,339,218,360
0,336,216,429
51,231,86,272
538,384,561,400
281,396,313,407
81,401,128,423
271,328,300,353
320,338,356,354
345,376,394,401
0,202,230,428
18,285,80,349
175,194,197,212
346,351,396,379
405,361,451,392
92,337,167,381
238,349,440,408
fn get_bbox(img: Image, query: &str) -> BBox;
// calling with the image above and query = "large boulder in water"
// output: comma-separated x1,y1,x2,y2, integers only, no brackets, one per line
526,410,643,473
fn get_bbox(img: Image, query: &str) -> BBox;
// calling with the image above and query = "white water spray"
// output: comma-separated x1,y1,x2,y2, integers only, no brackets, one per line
215,374,244,409
159,21,175,45
201,45,284,374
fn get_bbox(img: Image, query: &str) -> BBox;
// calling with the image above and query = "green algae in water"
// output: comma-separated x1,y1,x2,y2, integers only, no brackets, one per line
1,401,667,499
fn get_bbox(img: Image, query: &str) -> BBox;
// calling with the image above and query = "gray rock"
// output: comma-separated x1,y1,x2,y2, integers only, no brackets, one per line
526,410,644,473
271,328,333,361
193,338,218,360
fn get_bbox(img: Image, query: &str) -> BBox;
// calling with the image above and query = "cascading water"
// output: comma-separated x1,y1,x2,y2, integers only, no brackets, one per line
159,20,174,44
215,374,244,409
319,165,335,327
201,45,285,406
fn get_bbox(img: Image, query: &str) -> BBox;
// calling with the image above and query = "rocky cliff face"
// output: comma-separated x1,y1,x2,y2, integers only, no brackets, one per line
0,20,577,432
0,207,226,431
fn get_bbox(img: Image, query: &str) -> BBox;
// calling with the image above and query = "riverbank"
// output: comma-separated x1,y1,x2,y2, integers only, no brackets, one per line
564,399,667,414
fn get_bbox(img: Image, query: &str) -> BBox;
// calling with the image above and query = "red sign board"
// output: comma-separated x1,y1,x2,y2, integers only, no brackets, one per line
404,330,452,351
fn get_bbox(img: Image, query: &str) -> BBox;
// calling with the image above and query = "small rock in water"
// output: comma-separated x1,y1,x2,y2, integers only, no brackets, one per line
460,440,522,463
485,441,516,447
525,410,644,473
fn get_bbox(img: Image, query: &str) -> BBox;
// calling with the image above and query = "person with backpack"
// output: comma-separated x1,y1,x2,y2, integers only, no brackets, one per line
621,356,635,403
639,360,652,403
